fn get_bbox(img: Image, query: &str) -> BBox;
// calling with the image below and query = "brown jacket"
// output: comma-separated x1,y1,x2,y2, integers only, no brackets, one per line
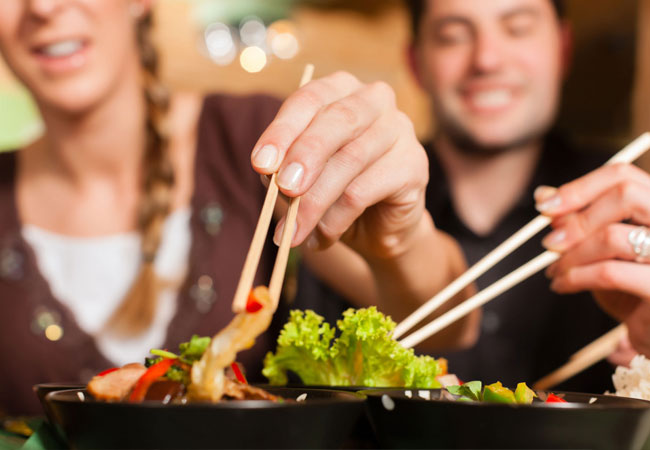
0,94,286,414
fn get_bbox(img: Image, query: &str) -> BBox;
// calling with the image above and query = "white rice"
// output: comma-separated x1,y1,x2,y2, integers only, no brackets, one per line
613,354,650,400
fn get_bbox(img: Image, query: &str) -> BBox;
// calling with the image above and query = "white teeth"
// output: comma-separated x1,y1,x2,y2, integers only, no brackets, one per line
41,40,83,57
470,89,512,109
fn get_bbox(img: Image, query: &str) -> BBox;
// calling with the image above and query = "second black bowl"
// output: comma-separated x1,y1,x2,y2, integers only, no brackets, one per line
364,389,650,450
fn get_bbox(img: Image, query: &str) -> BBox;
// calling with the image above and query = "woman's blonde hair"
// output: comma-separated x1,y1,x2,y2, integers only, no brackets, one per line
105,9,175,336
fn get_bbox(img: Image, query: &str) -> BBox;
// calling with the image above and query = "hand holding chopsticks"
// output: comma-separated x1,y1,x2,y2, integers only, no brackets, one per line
233,68,437,315
397,132,650,348
232,64,315,312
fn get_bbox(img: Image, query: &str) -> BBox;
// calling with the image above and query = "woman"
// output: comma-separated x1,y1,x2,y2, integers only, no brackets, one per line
0,1,477,414
536,162,650,362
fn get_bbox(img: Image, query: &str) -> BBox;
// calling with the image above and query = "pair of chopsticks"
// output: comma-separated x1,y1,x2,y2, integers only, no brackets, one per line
533,323,627,390
396,132,650,349
231,64,315,313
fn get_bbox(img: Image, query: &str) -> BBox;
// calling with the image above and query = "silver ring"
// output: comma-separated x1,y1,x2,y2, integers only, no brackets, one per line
628,226,650,263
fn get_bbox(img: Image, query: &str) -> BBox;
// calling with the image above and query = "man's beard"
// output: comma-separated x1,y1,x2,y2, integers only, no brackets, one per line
437,115,549,158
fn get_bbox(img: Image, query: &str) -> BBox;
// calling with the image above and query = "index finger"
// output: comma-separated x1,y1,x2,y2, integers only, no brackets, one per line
535,164,650,217
250,71,362,175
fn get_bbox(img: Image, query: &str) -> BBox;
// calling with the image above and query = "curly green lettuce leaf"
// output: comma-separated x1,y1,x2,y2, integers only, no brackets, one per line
263,310,339,385
263,307,443,388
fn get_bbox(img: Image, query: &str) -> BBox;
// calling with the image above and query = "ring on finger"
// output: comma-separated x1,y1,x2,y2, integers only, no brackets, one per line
628,226,650,263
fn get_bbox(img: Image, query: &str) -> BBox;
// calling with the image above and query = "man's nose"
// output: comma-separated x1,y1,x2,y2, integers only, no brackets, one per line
472,33,505,73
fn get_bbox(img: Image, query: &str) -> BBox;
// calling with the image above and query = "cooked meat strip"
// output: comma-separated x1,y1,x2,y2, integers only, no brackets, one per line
87,363,147,401
222,378,279,401
144,380,185,403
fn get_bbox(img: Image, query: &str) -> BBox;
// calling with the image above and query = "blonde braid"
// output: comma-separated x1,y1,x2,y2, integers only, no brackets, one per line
105,11,175,336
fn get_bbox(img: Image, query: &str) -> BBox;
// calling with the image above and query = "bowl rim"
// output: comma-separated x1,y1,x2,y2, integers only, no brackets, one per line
45,386,366,410
362,388,650,410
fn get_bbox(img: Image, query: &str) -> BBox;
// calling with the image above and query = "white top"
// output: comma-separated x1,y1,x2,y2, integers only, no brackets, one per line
22,209,192,366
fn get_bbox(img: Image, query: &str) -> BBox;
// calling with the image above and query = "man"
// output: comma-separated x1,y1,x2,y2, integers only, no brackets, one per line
406,0,618,392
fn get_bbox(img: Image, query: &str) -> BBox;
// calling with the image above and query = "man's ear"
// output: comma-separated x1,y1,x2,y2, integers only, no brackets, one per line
559,20,574,80
406,42,425,89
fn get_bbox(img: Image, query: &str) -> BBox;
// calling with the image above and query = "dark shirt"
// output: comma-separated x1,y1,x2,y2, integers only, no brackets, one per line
426,134,618,393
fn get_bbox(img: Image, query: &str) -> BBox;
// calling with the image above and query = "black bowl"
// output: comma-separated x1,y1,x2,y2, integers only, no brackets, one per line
33,383,85,424
364,389,650,450
46,387,365,449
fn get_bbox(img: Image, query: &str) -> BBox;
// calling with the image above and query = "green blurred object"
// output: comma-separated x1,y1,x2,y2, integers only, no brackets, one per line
192,0,297,26
0,85,42,152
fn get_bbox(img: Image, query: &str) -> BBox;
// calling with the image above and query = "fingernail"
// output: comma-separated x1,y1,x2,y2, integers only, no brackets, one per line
534,186,557,203
277,162,304,191
542,229,567,251
252,145,278,170
273,221,297,246
536,194,562,214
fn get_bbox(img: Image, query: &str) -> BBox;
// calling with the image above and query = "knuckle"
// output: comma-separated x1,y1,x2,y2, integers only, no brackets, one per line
597,262,622,288
395,110,414,129
340,182,368,211
330,71,360,88
369,80,396,105
296,134,328,158
610,163,632,180
294,87,325,110
338,140,368,170
324,100,362,133
603,226,620,249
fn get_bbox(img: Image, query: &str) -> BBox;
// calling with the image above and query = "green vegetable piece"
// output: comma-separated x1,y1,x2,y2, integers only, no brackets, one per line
263,307,444,388
446,381,482,401
150,349,178,359
483,382,516,404
463,381,483,401
514,382,536,404
178,335,211,363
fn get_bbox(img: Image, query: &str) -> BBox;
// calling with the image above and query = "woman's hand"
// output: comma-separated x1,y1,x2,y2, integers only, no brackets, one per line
250,71,429,261
534,163,650,355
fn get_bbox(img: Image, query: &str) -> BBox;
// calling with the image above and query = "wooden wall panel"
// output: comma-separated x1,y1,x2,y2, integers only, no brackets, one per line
634,0,650,170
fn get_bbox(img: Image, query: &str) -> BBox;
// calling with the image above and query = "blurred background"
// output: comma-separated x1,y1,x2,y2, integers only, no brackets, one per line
1,0,649,167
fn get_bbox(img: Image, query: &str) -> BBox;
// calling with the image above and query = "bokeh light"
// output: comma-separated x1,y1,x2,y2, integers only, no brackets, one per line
239,16,267,47
270,32,299,59
240,46,267,73
267,20,300,60
45,324,63,341
204,22,236,65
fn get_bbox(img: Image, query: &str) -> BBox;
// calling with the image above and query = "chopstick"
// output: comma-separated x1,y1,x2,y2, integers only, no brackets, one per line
399,251,559,348
393,132,650,341
232,64,315,312
532,324,627,391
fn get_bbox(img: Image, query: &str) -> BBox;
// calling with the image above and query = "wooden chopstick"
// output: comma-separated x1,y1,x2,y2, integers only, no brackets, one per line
533,324,627,391
399,251,560,348
232,64,315,312
393,132,650,341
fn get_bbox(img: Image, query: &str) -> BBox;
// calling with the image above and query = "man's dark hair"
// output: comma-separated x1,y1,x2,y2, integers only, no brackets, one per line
405,0,566,37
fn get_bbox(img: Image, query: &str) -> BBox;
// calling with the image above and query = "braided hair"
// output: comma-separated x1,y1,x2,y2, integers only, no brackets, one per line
105,9,175,336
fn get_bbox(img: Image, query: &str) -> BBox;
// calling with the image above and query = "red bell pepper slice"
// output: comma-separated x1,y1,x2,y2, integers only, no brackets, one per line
231,362,248,384
129,358,176,403
96,367,119,377
246,290,263,313
545,393,567,403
